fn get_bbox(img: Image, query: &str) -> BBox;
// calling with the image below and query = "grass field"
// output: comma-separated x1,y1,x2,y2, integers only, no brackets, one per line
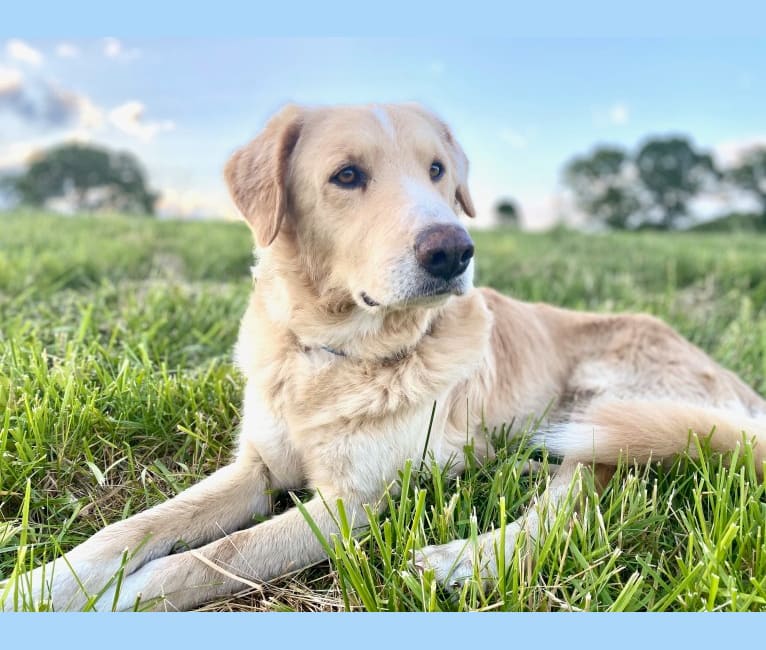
1,211,766,611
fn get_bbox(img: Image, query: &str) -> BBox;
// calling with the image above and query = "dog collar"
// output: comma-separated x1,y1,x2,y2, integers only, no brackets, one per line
320,345,347,357
308,319,436,364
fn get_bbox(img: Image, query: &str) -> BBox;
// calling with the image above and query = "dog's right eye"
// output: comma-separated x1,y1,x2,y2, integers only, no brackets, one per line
330,165,366,189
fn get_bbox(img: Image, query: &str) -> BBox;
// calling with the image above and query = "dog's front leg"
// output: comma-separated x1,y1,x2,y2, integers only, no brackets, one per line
5,455,273,611
102,486,366,611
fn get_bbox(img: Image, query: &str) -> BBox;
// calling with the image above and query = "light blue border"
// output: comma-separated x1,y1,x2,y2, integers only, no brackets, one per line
1,1,765,37
2,612,766,647
3,1,766,645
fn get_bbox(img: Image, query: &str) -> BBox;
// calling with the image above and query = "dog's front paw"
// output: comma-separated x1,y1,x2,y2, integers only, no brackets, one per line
101,551,226,612
2,557,117,612
0,554,132,611
2,529,145,611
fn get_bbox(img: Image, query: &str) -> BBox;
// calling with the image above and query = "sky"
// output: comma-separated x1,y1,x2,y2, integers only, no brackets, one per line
0,37,764,228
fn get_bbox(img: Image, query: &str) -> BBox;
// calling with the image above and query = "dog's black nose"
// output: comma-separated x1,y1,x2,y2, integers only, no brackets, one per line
414,224,475,282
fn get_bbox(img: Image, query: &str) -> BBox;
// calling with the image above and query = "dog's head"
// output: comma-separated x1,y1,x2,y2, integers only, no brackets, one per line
225,103,476,312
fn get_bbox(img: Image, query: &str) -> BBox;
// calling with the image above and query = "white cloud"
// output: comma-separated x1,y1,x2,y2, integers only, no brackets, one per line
0,65,22,94
0,69,176,171
55,43,79,59
73,94,103,129
498,127,528,150
0,130,92,171
592,102,630,127
0,61,102,130
6,39,43,66
608,102,629,125
714,135,766,166
102,37,140,61
108,101,175,142
0,139,39,170
103,37,122,58
156,187,236,220
0,74,103,130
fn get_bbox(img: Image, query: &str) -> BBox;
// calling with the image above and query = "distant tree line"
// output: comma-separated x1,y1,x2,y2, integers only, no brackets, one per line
2,143,158,215
4,137,765,230
563,137,766,230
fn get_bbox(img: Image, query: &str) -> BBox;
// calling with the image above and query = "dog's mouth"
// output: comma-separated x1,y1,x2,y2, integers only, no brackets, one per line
413,274,469,300
360,291,380,307
359,278,465,311
415,285,453,300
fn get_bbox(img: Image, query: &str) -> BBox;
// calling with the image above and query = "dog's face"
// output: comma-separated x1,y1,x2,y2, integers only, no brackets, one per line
225,104,476,311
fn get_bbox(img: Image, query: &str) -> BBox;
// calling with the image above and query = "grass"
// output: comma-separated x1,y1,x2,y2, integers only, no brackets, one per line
1,210,765,611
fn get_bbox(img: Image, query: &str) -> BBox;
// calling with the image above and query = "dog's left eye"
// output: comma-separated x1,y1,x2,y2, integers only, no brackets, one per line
330,165,366,189
430,161,445,181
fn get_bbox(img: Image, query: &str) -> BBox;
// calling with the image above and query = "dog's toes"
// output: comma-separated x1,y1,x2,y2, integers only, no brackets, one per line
411,541,476,589
410,550,427,575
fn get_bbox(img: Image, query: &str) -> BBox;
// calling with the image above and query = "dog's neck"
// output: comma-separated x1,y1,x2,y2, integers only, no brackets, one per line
289,294,439,363
252,242,440,363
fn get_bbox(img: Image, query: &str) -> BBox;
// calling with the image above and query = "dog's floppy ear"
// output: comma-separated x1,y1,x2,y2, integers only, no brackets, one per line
225,105,303,247
442,124,476,219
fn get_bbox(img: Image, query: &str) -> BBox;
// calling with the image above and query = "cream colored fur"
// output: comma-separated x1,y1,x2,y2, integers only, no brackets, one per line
6,103,766,610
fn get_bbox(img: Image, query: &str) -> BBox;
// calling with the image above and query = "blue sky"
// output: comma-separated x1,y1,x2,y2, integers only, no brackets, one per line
1,37,764,227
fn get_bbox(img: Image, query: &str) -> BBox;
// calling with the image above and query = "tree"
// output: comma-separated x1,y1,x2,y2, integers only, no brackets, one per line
563,146,640,229
495,198,521,227
727,147,766,225
8,143,158,215
635,137,718,229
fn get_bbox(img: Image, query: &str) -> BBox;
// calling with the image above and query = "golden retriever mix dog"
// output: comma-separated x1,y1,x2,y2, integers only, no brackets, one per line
9,103,766,611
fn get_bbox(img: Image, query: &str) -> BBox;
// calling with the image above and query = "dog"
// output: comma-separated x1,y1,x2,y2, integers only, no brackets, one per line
6,103,766,611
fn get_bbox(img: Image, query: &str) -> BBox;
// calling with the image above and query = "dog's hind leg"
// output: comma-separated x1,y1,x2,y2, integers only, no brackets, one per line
412,459,613,588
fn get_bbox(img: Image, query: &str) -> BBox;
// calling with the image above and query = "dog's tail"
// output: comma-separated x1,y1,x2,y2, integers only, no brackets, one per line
536,400,766,475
